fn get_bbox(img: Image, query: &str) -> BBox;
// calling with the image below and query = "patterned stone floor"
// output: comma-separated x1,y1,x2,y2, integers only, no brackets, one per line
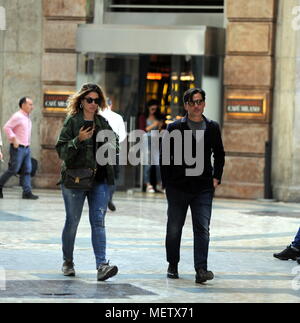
0,187,299,303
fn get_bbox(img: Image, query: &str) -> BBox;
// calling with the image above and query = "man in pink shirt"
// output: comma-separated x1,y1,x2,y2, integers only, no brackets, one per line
0,131,3,161
0,97,38,199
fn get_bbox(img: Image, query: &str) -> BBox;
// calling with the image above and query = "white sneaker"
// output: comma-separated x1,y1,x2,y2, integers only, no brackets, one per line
146,184,155,193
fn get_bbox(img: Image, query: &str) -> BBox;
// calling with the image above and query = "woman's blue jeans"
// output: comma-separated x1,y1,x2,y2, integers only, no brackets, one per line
61,183,109,268
165,185,214,271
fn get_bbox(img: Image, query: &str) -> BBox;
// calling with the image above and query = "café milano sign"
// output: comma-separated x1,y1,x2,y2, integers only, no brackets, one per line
226,97,266,121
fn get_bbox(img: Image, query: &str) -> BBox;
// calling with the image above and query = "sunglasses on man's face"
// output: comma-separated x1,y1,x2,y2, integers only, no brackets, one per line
84,97,102,105
188,99,204,107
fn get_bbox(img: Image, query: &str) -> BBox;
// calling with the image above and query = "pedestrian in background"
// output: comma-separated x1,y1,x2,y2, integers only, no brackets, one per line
139,99,164,193
274,227,300,264
99,97,126,212
160,88,225,283
0,97,38,200
56,83,118,281
0,131,3,162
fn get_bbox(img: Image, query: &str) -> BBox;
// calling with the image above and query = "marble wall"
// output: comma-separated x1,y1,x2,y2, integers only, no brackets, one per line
0,0,43,186
272,0,300,201
218,0,277,199
34,0,90,188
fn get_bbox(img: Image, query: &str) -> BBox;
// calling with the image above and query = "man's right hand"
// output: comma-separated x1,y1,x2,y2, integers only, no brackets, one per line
12,138,19,149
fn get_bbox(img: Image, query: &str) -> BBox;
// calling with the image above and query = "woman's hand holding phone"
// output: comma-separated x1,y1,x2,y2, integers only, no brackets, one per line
78,125,94,142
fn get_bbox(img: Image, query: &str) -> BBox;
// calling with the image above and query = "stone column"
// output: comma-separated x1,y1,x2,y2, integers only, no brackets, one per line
272,0,300,201
217,0,277,199
35,0,91,188
0,0,43,186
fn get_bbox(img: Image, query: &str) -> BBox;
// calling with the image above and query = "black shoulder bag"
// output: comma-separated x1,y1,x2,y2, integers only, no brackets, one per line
64,168,96,190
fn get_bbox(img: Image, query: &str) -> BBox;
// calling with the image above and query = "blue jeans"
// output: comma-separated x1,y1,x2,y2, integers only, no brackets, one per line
165,186,214,270
292,227,300,248
0,145,32,193
61,183,109,268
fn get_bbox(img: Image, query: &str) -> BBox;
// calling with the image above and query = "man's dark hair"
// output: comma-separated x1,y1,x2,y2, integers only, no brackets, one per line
183,88,206,104
19,97,28,108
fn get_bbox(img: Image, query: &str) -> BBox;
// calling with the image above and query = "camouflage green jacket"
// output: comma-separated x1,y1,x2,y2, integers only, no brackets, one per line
56,111,118,185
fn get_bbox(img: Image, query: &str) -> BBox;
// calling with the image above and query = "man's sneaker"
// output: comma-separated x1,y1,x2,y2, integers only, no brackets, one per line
0,188,3,199
22,192,39,200
167,263,179,279
195,269,214,284
62,261,75,276
273,245,300,260
97,262,118,281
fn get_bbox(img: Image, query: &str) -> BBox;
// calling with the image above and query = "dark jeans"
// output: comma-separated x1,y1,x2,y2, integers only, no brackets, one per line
108,164,120,203
143,165,161,185
292,227,300,248
165,185,214,270
0,145,32,193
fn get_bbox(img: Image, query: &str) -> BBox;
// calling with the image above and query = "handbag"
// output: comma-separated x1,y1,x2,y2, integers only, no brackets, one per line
64,168,96,190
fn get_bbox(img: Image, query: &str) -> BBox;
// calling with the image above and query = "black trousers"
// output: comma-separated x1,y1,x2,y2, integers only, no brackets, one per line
165,185,214,270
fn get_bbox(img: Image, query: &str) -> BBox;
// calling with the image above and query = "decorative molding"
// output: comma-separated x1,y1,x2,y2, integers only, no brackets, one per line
224,152,265,158
227,18,276,23
43,81,76,86
45,16,91,22
45,48,76,54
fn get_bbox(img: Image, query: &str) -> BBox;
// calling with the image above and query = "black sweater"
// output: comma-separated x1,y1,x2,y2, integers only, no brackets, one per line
160,115,225,193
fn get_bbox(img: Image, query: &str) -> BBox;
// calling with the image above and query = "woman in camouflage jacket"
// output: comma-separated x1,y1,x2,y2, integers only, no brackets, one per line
56,83,119,281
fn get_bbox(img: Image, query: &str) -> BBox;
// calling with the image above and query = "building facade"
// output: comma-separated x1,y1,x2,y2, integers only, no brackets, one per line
0,0,299,201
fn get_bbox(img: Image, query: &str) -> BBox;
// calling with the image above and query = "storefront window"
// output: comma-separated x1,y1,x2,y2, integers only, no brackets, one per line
77,52,222,189
77,53,221,124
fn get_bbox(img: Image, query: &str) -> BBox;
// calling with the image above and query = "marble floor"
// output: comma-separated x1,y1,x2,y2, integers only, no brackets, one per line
0,187,299,303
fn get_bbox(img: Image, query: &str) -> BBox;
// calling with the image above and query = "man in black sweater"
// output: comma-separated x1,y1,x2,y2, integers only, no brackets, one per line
160,88,225,284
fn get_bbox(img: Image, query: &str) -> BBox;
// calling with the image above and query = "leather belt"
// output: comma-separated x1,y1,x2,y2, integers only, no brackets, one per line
11,144,29,148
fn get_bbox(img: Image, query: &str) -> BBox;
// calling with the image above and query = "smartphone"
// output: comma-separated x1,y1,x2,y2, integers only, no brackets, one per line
83,120,94,131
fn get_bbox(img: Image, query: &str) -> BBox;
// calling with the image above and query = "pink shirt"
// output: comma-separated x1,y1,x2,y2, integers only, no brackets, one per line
3,109,32,146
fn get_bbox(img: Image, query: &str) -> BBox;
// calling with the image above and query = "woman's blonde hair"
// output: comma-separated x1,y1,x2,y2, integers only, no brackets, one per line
66,83,107,116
